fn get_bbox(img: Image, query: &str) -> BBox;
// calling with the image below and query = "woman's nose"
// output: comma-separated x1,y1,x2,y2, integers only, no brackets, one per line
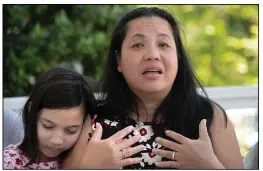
144,45,161,61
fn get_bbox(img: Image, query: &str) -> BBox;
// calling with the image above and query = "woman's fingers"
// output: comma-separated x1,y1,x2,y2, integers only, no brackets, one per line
155,161,179,168
109,125,134,142
117,145,145,159
152,148,177,160
128,145,145,156
117,135,141,150
90,123,103,142
155,137,181,150
165,130,190,144
119,157,142,168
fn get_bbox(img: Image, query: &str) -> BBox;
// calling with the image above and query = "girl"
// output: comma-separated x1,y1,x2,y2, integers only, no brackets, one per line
4,67,96,169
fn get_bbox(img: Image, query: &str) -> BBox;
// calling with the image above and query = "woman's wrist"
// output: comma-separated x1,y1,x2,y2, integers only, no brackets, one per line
208,156,225,169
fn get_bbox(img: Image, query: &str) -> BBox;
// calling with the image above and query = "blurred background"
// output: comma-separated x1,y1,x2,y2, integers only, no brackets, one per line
3,5,258,159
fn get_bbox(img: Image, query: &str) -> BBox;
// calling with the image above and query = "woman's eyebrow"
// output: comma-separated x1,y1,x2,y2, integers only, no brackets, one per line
157,33,171,39
131,33,145,40
130,33,171,40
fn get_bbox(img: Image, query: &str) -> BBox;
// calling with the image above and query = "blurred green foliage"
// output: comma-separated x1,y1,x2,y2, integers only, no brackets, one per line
3,5,258,97
3,5,136,97
144,5,258,86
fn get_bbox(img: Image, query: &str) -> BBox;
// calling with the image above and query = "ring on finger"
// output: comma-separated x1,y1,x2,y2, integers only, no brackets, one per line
122,148,129,158
172,151,175,161
116,138,124,144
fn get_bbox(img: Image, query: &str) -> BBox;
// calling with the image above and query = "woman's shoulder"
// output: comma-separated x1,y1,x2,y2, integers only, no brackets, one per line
197,95,228,130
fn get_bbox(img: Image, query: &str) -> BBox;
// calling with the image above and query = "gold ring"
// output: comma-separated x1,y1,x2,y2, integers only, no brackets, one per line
172,151,175,161
122,149,129,158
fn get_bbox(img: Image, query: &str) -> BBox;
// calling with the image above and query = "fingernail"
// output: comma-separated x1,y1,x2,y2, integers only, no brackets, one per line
155,162,160,166
165,130,170,134
155,137,160,142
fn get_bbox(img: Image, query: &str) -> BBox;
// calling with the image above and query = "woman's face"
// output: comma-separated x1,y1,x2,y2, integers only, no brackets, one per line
37,106,84,161
118,16,178,98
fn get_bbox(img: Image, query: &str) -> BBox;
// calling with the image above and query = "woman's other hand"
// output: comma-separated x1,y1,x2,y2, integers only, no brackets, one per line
153,119,224,169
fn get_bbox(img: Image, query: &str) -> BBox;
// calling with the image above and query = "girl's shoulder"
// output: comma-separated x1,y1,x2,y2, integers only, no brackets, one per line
3,144,28,169
3,144,61,169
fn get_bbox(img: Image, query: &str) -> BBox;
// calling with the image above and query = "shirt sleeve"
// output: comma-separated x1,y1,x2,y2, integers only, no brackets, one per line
3,151,16,169
3,145,26,169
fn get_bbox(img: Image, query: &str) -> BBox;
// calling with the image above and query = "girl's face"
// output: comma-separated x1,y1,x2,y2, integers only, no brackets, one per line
118,16,178,99
37,106,84,161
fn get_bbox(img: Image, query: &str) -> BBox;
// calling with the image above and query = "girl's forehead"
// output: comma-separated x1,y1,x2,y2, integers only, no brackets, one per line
39,107,84,125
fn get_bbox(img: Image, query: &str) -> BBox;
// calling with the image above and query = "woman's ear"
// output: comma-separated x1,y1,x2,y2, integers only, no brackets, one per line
117,65,122,72
115,50,122,73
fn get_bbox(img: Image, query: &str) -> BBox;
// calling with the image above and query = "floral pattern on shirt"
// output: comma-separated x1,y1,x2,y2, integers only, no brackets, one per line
132,122,154,142
91,114,165,169
3,144,61,169
104,119,119,127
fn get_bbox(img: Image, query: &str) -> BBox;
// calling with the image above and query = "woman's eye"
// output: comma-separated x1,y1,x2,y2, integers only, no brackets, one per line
159,43,169,48
132,43,144,48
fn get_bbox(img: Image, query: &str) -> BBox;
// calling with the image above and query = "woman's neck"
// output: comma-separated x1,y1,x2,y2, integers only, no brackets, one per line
134,104,156,121
129,89,169,122
134,97,163,122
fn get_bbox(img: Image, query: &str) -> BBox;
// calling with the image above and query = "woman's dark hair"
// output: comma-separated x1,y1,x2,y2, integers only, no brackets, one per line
19,67,96,165
97,7,227,139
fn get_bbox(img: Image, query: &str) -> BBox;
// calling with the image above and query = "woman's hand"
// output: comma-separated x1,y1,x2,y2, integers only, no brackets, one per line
63,121,144,169
152,119,224,169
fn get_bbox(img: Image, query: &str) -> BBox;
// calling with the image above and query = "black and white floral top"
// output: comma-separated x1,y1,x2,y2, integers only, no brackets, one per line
91,114,169,169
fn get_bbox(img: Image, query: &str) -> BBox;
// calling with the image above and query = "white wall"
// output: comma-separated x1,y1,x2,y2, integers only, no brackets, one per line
4,85,258,114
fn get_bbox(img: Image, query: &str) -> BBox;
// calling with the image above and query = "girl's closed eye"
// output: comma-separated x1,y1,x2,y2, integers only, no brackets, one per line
65,129,78,134
42,123,53,129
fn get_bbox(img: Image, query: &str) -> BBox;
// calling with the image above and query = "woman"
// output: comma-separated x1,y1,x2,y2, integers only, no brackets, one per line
63,7,244,169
